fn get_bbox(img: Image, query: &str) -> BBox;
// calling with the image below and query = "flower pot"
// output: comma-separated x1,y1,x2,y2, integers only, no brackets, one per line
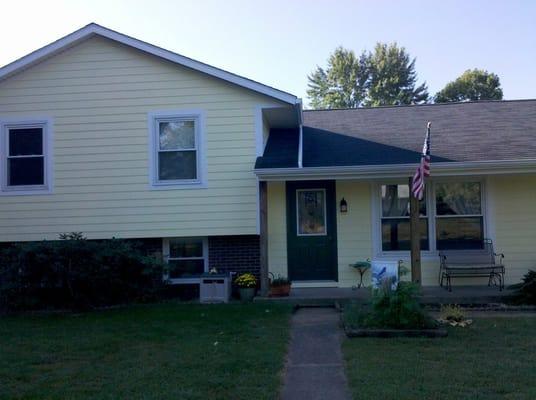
270,284,291,297
239,287,256,302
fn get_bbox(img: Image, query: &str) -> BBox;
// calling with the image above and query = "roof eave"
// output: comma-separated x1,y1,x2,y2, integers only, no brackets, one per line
0,23,299,105
254,159,536,181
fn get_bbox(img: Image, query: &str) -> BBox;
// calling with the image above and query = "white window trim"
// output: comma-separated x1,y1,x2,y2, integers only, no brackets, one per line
0,117,53,195
162,237,208,285
371,177,489,261
148,110,207,190
296,188,327,236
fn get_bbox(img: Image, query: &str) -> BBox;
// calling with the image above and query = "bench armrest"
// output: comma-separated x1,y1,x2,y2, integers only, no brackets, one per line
494,252,505,263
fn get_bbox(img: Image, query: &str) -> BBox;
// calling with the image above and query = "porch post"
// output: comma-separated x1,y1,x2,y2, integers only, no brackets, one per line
409,177,422,285
259,180,269,296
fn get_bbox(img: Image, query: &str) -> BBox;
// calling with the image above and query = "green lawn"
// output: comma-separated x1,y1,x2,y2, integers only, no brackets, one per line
0,302,292,400
343,317,536,400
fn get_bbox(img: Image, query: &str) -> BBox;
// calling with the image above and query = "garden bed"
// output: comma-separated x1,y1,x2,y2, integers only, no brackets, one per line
344,325,447,338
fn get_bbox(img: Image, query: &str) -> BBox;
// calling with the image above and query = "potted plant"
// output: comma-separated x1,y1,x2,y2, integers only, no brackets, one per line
235,273,257,302
270,275,291,297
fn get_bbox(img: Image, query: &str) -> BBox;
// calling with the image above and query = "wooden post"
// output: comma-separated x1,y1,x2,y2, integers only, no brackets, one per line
259,180,269,296
409,177,422,285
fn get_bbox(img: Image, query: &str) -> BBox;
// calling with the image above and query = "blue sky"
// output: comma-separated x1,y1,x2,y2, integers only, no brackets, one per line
1,0,534,106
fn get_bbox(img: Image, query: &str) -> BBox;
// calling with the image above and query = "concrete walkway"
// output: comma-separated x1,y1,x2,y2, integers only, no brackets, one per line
280,307,351,400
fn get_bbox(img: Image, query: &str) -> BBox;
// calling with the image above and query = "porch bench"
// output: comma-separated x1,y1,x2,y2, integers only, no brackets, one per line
438,239,505,292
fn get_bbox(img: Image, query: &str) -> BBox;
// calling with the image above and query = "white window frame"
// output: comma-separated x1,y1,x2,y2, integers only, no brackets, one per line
296,188,327,236
162,237,208,284
378,183,430,252
433,179,486,251
371,177,488,260
148,110,207,189
0,117,53,195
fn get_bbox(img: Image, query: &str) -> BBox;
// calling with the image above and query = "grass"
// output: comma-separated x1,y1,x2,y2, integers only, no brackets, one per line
343,317,536,400
0,302,292,400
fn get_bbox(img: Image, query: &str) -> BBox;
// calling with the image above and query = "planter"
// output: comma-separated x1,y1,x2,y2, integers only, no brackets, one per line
239,287,256,302
270,284,291,297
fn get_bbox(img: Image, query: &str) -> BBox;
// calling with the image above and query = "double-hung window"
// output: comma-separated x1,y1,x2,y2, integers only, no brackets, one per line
1,120,51,193
163,237,208,283
377,180,485,253
435,182,484,250
149,111,205,188
381,184,429,251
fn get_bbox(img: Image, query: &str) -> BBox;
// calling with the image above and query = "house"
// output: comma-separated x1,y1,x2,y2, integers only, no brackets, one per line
0,24,535,291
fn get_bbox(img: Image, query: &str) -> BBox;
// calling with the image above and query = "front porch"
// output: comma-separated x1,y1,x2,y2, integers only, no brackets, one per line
258,175,536,294
258,285,516,306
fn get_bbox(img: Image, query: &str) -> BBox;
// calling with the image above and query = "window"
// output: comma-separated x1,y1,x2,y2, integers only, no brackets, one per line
149,111,205,188
1,120,51,193
381,184,428,251
376,180,485,253
164,237,207,282
435,182,483,250
297,189,326,235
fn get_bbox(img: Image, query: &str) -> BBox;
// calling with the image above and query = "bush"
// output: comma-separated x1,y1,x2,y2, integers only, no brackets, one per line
509,270,536,305
344,282,436,330
439,304,466,322
0,233,166,312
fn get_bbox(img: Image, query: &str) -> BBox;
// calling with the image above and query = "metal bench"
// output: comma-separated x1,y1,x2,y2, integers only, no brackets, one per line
438,239,505,291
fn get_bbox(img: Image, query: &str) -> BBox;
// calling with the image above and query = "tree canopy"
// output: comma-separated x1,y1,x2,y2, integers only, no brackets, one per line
434,69,503,103
307,47,368,109
365,43,429,107
307,43,429,109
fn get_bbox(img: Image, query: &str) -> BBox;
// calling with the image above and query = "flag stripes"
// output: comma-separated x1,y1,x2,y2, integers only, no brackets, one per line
411,122,431,200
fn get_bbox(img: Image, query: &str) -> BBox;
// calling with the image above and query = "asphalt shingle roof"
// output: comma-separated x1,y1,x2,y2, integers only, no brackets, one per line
256,100,536,169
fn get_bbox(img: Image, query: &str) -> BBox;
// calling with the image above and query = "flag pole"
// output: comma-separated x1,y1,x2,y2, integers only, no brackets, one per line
409,121,431,285
409,176,421,285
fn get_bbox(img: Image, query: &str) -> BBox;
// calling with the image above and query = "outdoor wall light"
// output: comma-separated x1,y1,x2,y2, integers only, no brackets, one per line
340,197,348,213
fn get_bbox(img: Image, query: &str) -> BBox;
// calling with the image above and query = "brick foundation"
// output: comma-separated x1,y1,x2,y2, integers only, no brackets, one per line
208,235,260,278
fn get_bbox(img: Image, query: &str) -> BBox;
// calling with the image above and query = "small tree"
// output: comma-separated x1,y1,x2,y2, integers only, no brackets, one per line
435,69,503,103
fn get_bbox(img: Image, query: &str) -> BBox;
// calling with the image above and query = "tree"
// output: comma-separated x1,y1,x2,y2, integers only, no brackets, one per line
434,69,503,103
307,43,429,109
365,43,429,107
307,47,369,109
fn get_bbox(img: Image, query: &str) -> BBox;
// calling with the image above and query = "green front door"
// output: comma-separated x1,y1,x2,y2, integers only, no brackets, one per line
286,181,338,281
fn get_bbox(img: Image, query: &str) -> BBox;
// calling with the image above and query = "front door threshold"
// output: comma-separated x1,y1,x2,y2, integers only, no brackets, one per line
292,281,339,289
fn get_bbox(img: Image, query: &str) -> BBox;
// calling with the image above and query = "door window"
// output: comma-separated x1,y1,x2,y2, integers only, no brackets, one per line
297,189,326,235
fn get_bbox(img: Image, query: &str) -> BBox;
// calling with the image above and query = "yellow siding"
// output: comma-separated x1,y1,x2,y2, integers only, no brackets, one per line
336,181,373,287
490,175,536,284
267,182,288,278
0,36,284,241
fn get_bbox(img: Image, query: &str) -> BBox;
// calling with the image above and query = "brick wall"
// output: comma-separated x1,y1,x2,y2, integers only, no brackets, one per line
208,235,260,278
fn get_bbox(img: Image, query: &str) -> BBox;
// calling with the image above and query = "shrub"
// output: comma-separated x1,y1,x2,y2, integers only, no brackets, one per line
0,233,166,312
344,282,436,330
509,270,536,305
439,304,466,322
438,304,473,327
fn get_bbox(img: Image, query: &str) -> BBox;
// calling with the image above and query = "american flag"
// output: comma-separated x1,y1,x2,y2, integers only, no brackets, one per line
411,122,431,200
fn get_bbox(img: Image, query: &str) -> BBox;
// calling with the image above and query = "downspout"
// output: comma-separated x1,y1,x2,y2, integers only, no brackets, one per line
296,99,303,168
298,123,303,168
